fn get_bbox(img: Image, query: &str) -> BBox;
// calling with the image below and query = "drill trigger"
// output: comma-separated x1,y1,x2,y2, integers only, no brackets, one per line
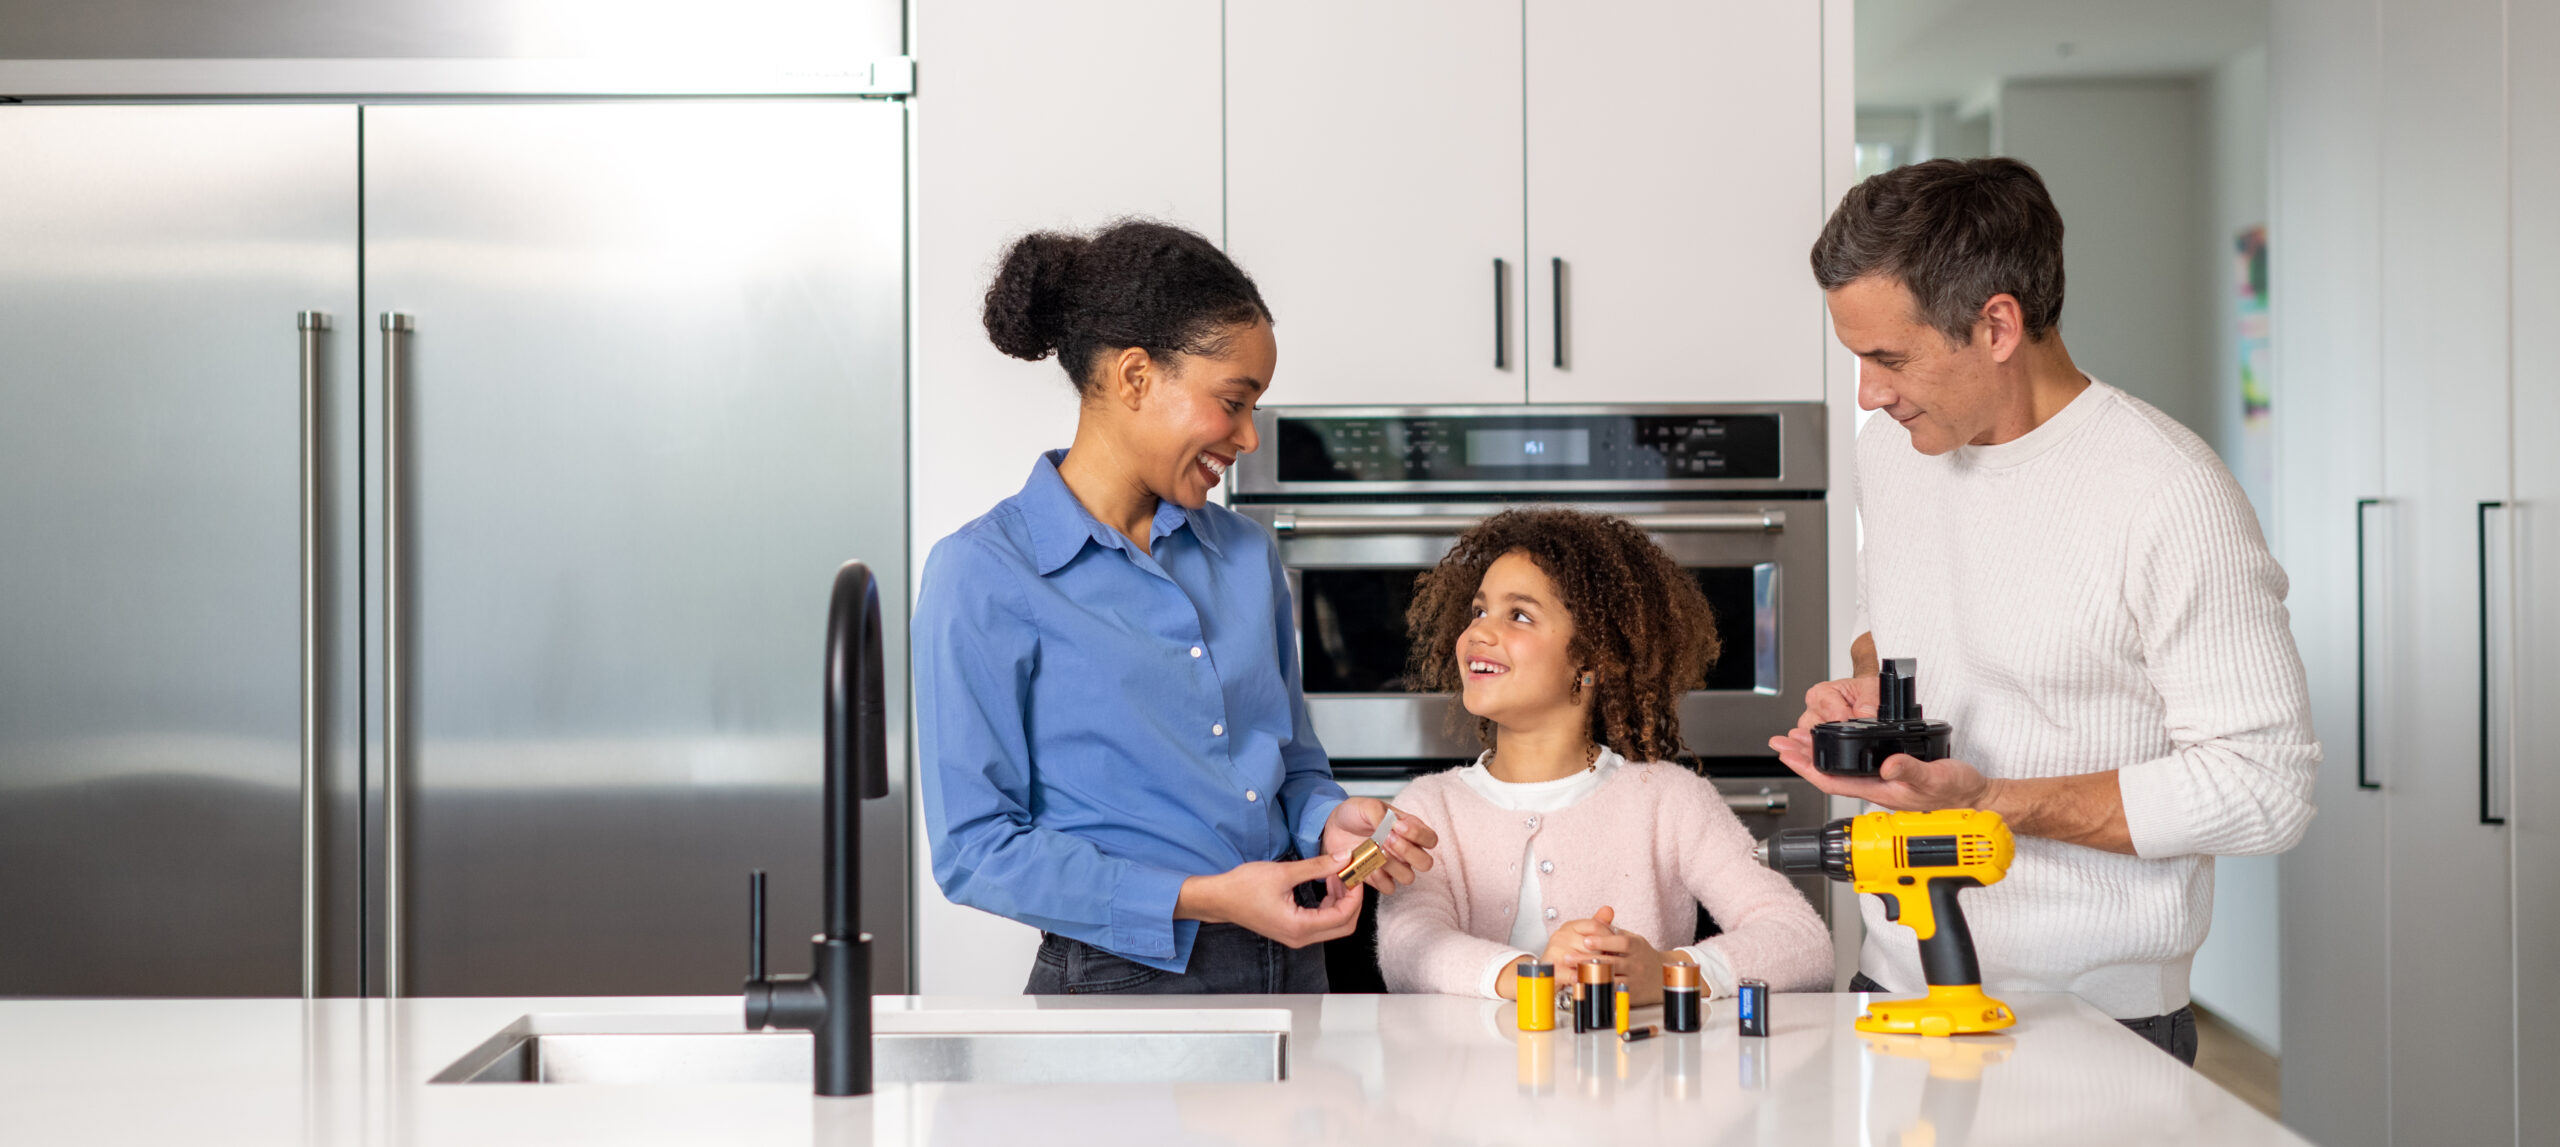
1879,894,1900,923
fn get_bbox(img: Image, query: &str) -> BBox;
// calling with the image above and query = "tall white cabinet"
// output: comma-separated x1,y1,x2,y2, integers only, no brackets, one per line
2274,0,2553,1143
1226,0,1829,406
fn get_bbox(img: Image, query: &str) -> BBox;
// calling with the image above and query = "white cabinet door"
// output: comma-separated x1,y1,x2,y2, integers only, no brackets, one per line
1226,0,1525,406
2509,0,2560,1131
1523,0,1823,404
2378,0,2517,1140
2268,3,2391,1142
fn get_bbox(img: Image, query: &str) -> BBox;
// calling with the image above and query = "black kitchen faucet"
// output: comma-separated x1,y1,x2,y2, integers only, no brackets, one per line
742,560,892,1098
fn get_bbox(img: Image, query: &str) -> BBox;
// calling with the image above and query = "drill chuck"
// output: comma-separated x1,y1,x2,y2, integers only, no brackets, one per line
1765,823,1851,878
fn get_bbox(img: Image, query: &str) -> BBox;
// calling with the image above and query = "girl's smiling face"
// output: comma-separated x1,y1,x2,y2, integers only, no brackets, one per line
1457,549,1587,731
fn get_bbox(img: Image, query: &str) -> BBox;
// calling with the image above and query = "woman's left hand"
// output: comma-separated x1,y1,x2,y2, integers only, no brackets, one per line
1321,798,1438,895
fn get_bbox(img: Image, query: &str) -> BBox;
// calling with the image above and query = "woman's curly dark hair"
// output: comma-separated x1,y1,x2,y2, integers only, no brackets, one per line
981,217,1272,395
1405,507,1720,763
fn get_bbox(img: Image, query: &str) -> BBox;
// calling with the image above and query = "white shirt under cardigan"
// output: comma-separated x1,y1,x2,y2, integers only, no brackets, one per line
1452,753,1738,999
1852,379,2319,1019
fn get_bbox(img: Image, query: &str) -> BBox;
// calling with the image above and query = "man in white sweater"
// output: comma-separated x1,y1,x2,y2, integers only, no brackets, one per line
1768,158,2319,1065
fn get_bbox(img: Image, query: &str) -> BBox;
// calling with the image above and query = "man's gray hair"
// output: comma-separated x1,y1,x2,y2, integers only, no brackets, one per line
1810,157,2067,345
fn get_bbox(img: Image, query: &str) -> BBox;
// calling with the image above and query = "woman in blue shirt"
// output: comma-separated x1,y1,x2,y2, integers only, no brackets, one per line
915,220,1437,994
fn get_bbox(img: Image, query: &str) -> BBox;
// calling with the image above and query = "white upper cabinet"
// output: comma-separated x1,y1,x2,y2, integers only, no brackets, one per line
1524,0,1825,403
1225,0,1827,408
1226,1,1526,406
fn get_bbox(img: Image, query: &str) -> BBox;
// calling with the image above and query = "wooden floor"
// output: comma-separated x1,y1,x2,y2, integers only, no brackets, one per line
2193,1005,2281,1119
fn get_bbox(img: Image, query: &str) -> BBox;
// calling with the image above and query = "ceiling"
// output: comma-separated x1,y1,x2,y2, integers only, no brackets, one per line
1858,0,2270,108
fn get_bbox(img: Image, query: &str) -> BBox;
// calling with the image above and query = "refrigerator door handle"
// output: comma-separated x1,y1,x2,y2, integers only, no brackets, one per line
298,310,332,999
2478,500,2511,826
381,311,415,997
2355,498,2382,790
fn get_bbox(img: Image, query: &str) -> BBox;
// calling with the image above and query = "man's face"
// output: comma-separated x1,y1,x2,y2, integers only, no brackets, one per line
1826,275,2001,456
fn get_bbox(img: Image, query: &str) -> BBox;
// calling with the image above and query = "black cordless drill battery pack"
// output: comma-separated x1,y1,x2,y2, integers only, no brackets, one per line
1811,658,1953,776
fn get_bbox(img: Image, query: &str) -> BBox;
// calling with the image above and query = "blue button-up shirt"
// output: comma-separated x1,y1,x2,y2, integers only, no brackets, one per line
915,451,1344,972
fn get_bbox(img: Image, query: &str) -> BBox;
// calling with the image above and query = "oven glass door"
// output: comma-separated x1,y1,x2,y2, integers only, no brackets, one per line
1297,565,1778,696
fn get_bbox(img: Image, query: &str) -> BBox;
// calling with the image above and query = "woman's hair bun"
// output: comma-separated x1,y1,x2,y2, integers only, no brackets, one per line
979,218,1270,394
982,232,1087,362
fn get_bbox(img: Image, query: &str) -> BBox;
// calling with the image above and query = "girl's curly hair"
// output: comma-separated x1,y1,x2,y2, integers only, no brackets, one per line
1405,507,1720,763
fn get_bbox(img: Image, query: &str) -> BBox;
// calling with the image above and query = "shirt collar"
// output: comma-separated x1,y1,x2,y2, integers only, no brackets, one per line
1018,450,1218,575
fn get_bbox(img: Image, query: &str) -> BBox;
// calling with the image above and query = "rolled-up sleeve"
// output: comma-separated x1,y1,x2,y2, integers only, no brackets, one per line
2115,468,2322,859
915,533,1190,960
1264,540,1344,860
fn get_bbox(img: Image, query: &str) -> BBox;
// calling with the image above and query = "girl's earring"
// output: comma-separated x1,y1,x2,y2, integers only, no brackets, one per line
1573,671,1595,696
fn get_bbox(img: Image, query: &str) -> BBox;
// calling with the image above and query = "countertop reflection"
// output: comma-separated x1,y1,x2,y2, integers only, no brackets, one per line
0,992,2303,1146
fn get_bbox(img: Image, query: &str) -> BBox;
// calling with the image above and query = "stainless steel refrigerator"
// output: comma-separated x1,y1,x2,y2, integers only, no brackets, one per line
0,100,910,998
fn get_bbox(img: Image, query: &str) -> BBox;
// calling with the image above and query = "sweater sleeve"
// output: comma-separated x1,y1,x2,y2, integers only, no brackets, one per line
1375,779,1527,997
1672,771,1835,993
2114,466,2322,859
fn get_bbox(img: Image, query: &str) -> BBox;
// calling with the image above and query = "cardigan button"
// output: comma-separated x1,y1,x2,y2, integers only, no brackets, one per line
1539,860,1554,874
1543,907,1558,920
1524,815,1538,828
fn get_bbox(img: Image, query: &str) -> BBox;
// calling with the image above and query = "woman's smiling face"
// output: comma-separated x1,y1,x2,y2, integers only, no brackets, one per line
1457,549,1585,729
1123,318,1275,509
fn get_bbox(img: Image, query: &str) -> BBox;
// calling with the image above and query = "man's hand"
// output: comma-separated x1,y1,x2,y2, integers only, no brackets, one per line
1176,855,1364,948
1321,797,1438,895
1794,673,1880,730
1767,726,2136,854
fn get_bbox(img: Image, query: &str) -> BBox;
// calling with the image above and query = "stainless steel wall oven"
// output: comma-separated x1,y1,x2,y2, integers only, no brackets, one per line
1234,403,1827,770
1234,405,1834,985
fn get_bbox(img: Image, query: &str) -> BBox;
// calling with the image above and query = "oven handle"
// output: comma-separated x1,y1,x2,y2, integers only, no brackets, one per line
1271,510,1784,536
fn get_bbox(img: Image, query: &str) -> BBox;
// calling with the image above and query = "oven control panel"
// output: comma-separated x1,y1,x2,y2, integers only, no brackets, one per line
1274,412,1784,484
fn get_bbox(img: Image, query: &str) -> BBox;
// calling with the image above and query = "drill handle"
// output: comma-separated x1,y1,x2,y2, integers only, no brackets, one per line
1915,876,1985,987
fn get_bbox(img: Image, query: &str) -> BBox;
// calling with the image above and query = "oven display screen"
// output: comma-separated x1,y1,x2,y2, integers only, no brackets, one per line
1466,428,1590,467
1274,413,1783,483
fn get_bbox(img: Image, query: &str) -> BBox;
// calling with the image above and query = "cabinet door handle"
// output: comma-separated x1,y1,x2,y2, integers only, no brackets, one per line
297,311,332,999
2478,500,2509,825
1551,257,1566,370
2355,498,2381,790
380,311,416,997
1493,258,1509,370
1273,510,1783,536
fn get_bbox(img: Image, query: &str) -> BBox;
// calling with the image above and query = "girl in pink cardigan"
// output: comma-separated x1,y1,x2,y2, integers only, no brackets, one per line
1377,508,1832,1005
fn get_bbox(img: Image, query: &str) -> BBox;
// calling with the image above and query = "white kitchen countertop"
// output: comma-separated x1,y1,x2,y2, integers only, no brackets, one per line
0,991,2304,1146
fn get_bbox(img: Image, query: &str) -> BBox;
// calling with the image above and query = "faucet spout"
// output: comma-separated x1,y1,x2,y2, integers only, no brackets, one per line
743,560,891,1098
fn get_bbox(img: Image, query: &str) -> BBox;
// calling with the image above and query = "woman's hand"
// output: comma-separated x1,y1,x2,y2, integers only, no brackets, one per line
1176,855,1363,948
1321,798,1439,894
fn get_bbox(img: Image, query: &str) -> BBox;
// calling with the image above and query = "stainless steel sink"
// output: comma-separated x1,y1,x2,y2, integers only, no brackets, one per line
433,1012,1290,1086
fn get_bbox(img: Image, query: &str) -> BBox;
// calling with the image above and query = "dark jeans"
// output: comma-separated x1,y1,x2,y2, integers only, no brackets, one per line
1027,923,1330,995
1849,972,2199,1066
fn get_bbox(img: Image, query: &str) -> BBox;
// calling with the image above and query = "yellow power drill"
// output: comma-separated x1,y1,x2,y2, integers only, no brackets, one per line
1760,808,2017,1036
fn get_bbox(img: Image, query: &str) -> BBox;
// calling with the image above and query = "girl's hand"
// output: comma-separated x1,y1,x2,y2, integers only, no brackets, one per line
1579,922,1668,1006
1321,798,1439,894
1541,904,1619,971
1177,855,1363,948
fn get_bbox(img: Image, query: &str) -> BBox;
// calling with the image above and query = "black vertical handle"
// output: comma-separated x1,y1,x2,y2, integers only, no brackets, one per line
1493,258,1509,370
2355,499,2381,790
1550,257,1565,369
2478,500,2506,825
748,869,767,981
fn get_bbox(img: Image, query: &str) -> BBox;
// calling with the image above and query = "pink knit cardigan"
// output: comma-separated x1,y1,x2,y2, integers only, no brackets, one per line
1376,759,1833,996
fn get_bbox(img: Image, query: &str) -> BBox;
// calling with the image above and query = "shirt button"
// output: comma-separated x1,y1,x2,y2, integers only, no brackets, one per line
1246,790,1259,802
1544,907,1558,920
1190,646,1203,658
1539,861,1554,874
1212,723,1225,736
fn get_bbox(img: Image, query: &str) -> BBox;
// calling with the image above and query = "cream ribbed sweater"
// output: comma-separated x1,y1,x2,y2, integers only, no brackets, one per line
1853,379,2320,1019
1375,757,1833,998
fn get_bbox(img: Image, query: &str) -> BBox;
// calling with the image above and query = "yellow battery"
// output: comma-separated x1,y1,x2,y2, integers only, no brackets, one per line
1614,977,1631,1033
1515,960,1556,1031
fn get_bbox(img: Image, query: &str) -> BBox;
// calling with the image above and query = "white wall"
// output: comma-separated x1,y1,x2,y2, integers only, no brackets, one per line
1995,78,2212,437
907,0,1226,995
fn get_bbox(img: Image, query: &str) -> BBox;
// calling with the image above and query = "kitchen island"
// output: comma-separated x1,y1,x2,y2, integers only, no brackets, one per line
0,992,2302,1146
